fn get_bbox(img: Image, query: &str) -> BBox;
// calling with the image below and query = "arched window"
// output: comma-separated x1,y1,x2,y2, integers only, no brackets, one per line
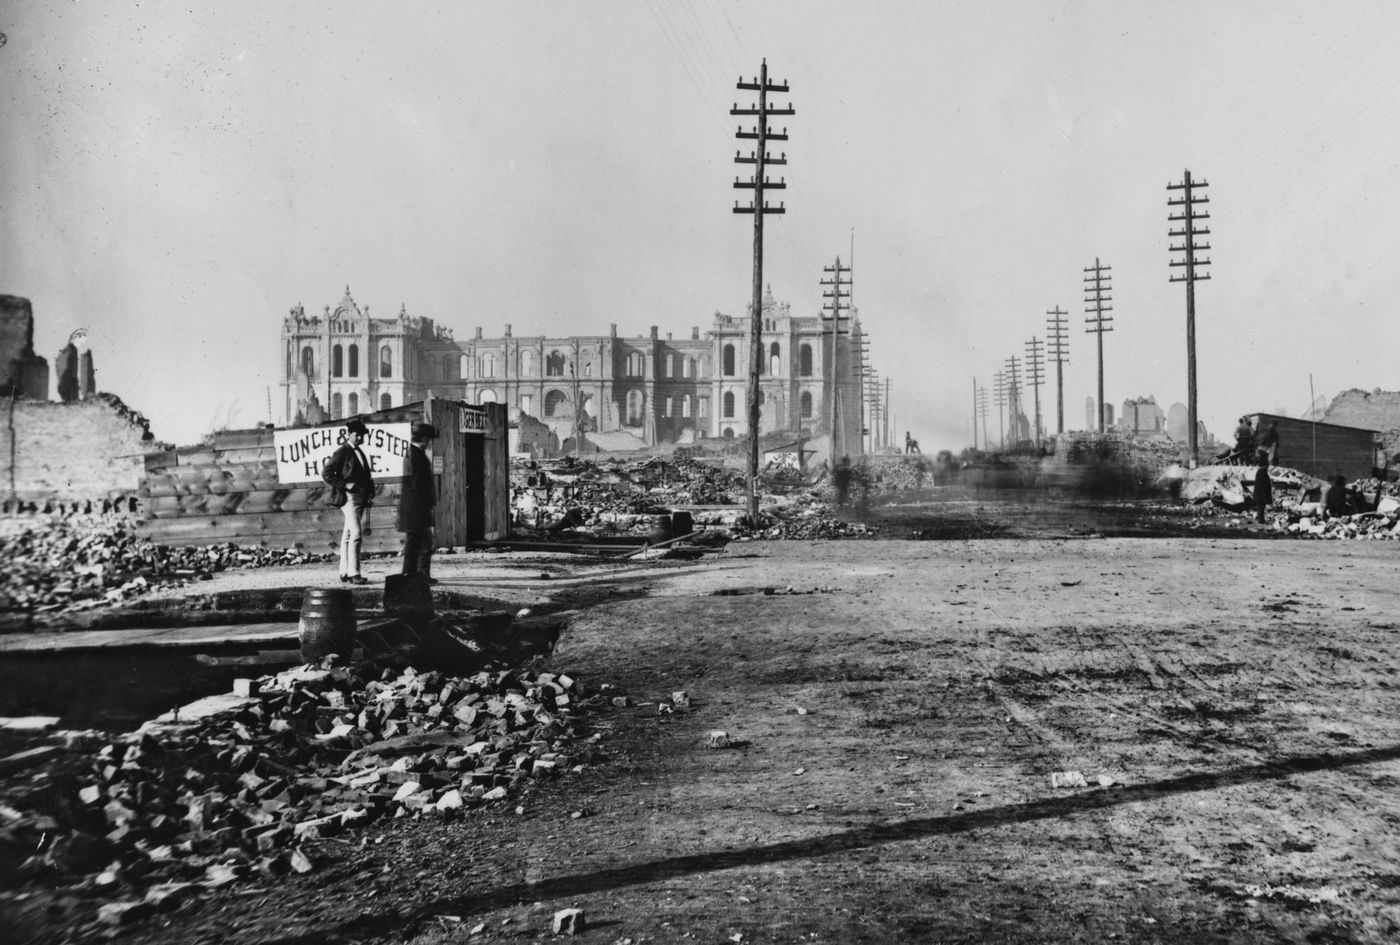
770,342,781,377
479,353,496,377
547,351,566,376
331,393,343,419
300,346,315,378
625,389,644,426
521,350,535,377
479,388,498,403
380,392,392,410
347,393,359,416
722,344,736,376
332,345,344,378
799,343,813,377
379,346,393,379
521,394,533,415
626,352,644,377
581,353,593,377
664,396,673,417
800,391,813,419
722,427,734,439
460,354,472,379
683,357,693,379
545,390,568,417
348,344,359,377
699,396,709,418
682,394,692,418
722,391,735,418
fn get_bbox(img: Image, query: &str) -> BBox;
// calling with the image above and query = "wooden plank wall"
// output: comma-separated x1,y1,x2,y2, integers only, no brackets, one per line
1254,413,1379,480
135,400,511,550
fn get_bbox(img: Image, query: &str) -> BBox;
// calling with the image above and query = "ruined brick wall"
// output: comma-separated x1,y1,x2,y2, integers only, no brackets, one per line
2,398,160,501
1323,389,1400,457
0,295,51,399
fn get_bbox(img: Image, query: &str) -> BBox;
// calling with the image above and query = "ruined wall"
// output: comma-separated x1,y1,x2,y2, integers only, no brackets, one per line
1323,389,1400,457
0,295,51,400
2,398,160,501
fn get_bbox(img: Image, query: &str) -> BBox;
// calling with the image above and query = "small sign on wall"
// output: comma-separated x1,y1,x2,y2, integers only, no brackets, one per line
273,423,413,484
459,406,489,434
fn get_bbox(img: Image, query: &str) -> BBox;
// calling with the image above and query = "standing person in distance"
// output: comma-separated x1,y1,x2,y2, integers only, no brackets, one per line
322,417,375,585
1253,449,1273,524
398,421,438,583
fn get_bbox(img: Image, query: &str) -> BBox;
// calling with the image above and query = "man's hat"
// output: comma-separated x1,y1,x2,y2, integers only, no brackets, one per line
344,418,369,435
411,421,438,441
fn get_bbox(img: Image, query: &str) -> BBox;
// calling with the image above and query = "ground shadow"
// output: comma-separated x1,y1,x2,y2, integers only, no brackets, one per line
267,742,1400,944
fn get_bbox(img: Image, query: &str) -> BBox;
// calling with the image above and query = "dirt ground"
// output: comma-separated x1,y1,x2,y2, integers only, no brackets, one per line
11,497,1400,944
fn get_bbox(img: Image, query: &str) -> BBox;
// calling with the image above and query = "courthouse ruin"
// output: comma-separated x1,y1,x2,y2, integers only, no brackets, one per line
281,286,868,455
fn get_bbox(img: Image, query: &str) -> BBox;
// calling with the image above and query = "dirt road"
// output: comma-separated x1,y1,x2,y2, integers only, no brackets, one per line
29,534,1400,944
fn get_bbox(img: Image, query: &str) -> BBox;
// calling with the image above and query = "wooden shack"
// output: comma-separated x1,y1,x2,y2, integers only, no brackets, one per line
1248,412,1381,480
137,400,509,552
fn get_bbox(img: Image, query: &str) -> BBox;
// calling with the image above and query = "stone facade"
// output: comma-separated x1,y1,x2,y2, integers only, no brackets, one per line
281,286,867,455
2,396,156,501
1323,388,1400,456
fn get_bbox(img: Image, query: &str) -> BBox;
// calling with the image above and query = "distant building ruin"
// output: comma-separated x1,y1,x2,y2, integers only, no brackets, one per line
0,295,51,400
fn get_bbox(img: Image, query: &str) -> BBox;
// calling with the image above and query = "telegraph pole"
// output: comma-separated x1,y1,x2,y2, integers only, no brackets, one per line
820,257,851,460
993,370,1007,451
971,377,979,451
1168,169,1211,465
1025,337,1045,449
1046,305,1068,434
976,384,990,453
1084,259,1114,433
732,59,794,520
884,377,892,452
1004,355,1022,449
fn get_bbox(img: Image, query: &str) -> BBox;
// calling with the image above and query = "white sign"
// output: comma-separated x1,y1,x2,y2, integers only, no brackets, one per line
273,423,413,484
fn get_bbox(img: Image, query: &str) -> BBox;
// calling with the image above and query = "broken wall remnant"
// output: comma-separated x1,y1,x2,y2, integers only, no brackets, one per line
0,295,51,400
2,397,162,503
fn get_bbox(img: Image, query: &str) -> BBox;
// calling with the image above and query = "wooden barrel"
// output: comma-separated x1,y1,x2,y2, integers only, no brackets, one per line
298,587,356,662
648,513,673,543
671,510,694,538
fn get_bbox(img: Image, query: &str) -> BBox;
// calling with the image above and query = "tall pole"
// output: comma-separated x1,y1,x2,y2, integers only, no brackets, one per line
1046,305,1068,434
1004,355,1021,448
977,385,989,452
732,60,794,519
1025,337,1045,449
971,377,979,451
1168,169,1212,465
820,257,851,460
884,377,891,451
1084,258,1114,433
993,370,1007,451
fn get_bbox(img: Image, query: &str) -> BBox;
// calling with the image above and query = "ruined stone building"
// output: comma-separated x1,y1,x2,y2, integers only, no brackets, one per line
1117,396,1166,437
280,286,868,454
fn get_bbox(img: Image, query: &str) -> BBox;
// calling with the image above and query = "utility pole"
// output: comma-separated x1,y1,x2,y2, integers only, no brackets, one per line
976,384,990,454
1024,337,1045,449
864,368,881,453
1004,355,1022,449
732,59,794,520
993,370,1007,451
1046,305,1068,434
884,377,892,452
1083,258,1114,433
1168,169,1211,465
971,377,979,451
820,257,851,461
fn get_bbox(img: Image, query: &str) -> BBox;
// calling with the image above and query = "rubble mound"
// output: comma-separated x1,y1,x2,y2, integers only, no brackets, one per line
0,514,329,621
0,658,607,929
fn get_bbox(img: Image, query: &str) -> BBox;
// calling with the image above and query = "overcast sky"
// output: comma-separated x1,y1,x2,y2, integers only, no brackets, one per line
3,1,1398,448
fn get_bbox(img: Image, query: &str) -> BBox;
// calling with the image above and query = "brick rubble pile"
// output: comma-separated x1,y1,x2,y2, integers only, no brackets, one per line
0,658,604,925
0,514,329,616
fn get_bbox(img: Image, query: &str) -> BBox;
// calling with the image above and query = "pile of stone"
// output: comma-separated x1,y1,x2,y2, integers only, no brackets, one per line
0,659,600,923
0,514,328,615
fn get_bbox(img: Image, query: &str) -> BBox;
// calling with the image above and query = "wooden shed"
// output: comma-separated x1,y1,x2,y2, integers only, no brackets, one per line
1248,412,1381,480
137,400,509,552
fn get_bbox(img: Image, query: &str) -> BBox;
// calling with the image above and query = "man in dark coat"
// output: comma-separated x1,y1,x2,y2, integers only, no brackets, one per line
322,417,375,584
398,421,438,580
1253,450,1273,523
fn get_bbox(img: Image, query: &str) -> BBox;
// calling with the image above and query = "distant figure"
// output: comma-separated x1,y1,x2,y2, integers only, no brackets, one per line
1322,474,1352,519
913,457,928,492
904,431,922,455
322,417,375,585
1260,421,1279,466
1233,416,1256,462
397,421,438,582
1253,450,1273,523
832,455,854,508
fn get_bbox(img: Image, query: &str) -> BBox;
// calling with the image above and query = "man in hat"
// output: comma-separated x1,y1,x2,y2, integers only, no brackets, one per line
322,417,375,584
398,420,438,581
